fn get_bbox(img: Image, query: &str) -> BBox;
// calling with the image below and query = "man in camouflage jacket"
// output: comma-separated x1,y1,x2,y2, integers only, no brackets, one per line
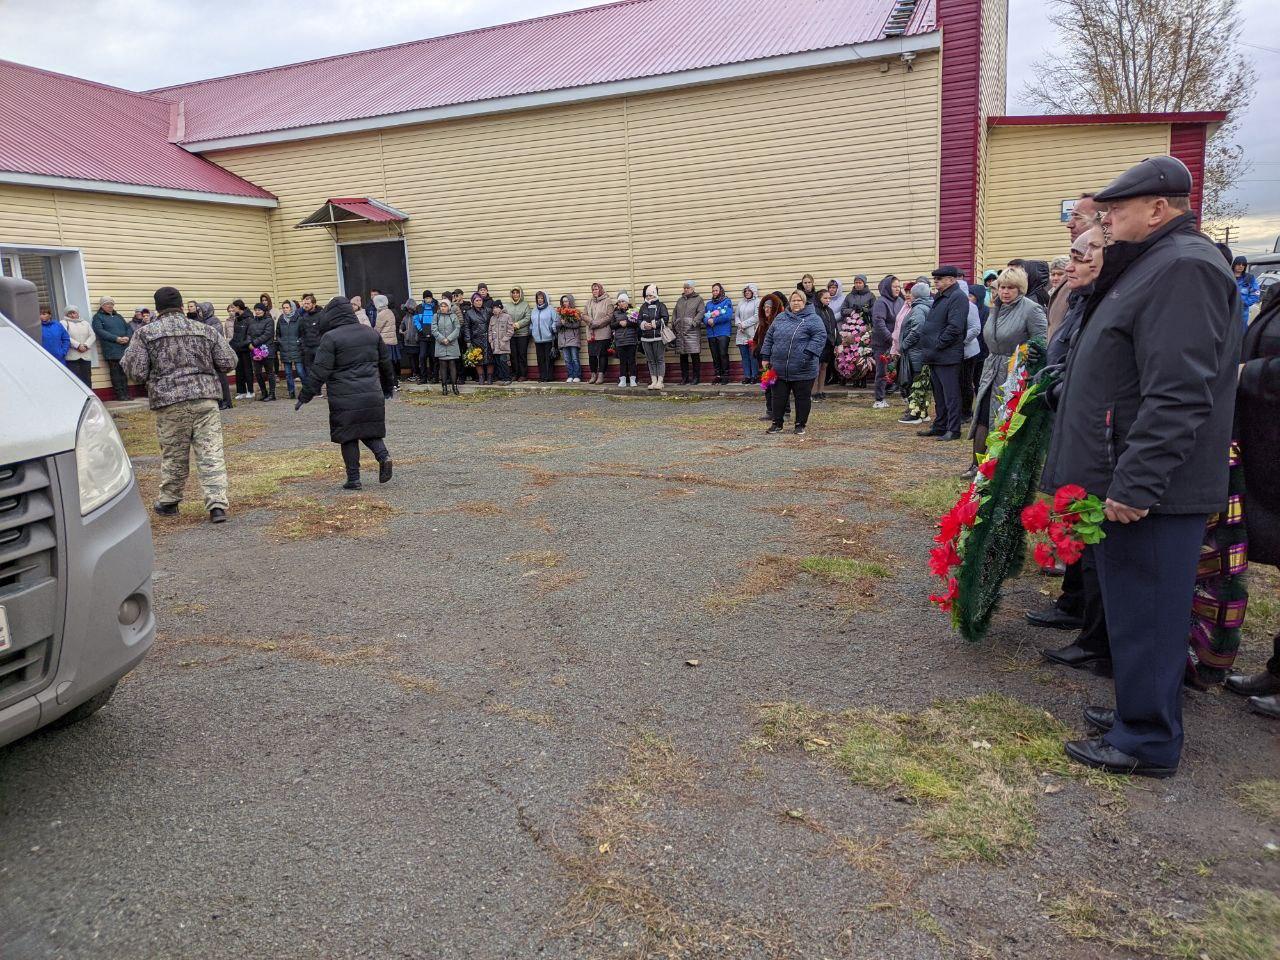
121,286,237,523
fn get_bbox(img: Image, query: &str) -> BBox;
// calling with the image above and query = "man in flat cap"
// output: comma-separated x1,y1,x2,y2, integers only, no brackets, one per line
915,265,968,441
1043,156,1241,777
120,286,237,524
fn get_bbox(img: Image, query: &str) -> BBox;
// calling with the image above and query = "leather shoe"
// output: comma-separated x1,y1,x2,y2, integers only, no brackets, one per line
1224,671,1280,697
153,502,179,516
936,432,962,441
208,507,228,524
917,428,944,437
1083,705,1114,732
1026,606,1084,630
1043,642,1110,671
1248,694,1280,720
1064,738,1176,779
379,458,393,484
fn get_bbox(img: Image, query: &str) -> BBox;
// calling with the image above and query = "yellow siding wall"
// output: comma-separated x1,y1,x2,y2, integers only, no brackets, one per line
209,54,941,308
0,184,274,389
981,123,1172,268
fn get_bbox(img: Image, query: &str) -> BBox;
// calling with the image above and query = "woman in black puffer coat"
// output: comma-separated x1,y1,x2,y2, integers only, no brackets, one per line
297,297,395,490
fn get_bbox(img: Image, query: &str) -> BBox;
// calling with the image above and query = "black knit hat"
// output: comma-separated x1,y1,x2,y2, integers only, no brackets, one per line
154,286,183,311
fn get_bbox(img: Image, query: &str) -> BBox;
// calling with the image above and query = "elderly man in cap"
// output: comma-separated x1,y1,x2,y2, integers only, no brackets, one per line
1043,156,1241,777
120,286,237,524
915,265,968,441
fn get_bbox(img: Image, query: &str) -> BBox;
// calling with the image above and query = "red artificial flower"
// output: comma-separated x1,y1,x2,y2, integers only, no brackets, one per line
929,577,959,611
1032,542,1057,569
1048,521,1071,545
1005,390,1024,413
976,457,998,479
1057,537,1085,565
956,496,980,527
936,511,962,544
1021,501,1051,533
1054,484,1088,514
929,541,962,577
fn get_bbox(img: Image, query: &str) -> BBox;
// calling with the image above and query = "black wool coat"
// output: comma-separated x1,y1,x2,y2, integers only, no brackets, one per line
299,298,395,443
1238,298,1280,565
919,282,967,365
1043,214,1242,514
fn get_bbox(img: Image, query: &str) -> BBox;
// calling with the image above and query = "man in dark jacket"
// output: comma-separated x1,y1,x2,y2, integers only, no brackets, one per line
91,296,132,400
916,266,967,440
1044,156,1242,778
296,297,395,491
298,293,325,373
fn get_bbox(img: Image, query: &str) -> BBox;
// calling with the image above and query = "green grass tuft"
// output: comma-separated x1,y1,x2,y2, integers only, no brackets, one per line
890,476,968,518
1236,779,1280,824
800,555,892,582
1174,889,1280,960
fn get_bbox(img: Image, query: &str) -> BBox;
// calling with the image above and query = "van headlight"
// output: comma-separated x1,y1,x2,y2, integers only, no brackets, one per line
76,397,133,515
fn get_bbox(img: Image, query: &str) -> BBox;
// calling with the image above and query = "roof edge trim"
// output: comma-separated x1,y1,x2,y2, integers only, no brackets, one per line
0,172,278,208
186,30,941,153
988,111,1228,127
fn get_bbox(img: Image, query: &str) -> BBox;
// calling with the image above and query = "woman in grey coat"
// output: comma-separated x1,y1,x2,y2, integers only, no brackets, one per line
970,266,1047,450
433,298,462,395
672,281,705,384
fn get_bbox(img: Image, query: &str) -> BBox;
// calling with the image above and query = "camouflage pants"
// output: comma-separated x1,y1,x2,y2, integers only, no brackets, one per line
155,398,228,511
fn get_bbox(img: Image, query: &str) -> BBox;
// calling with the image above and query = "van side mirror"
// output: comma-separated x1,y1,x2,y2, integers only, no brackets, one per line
0,277,41,342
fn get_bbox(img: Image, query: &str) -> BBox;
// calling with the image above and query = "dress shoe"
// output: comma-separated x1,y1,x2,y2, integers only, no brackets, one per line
1042,642,1110,672
1224,670,1280,697
1064,738,1176,779
936,432,962,441
379,458,393,484
1040,561,1067,576
209,507,228,524
1249,694,1280,720
1083,705,1114,732
342,479,363,491
1026,606,1084,630
917,428,944,438
153,501,179,516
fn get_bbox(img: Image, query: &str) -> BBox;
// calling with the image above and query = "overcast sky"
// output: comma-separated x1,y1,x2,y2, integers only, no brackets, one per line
5,0,1277,253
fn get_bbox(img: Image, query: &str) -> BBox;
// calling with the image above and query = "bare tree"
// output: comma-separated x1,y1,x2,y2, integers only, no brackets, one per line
1023,0,1255,229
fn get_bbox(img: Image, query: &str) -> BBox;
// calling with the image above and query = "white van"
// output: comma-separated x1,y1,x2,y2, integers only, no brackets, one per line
0,277,155,747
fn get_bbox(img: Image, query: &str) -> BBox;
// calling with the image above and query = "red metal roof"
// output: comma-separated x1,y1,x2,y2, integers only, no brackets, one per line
0,59,275,201
329,199,407,223
989,112,1227,126
150,0,938,145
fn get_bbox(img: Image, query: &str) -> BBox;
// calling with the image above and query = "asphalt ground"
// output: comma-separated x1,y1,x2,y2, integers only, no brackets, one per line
2,386,1277,959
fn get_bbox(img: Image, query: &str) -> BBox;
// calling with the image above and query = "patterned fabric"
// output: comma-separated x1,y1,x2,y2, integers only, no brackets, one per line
120,309,237,409
1187,441,1248,686
155,398,228,511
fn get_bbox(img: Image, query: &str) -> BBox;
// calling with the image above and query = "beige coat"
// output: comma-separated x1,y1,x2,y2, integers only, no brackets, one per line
583,293,613,342
374,307,397,345
62,316,96,361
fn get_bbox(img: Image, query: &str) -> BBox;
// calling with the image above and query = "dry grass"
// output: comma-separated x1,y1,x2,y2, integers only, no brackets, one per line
483,702,557,728
663,411,752,441
113,410,160,457
502,462,564,488
1236,779,1280,823
387,672,442,695
453,500,509,518
267,494,395,542
526,515,558,535
750,694,1121,863
583,465,765,493
160,632,388,668
705,554,800,611
532,569,587,596
505,549,566,568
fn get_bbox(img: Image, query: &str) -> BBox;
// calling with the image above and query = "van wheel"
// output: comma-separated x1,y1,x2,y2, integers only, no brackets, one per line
47,683,117,730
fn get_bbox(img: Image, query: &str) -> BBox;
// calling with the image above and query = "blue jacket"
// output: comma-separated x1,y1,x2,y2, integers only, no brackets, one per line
704,296,734,338
529,302,557,343
413,301,435,333
41,319,71,360
1236,273,1260,311
760,305,826,381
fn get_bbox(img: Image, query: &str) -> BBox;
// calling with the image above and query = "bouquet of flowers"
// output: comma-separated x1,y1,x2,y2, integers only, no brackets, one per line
1021,485,1106,569
556,306,582,328
835,310,873,382
251,345,269,361
880,352,898,388
462,346,483,368
627,308,640,324
759,367,778,391
906,366,931,420
705,303,731,328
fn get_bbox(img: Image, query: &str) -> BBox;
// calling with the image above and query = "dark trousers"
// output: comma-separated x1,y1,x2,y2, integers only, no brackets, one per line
873,353,891,402
588,339,610,377
252,356,274,397
216,370,232,407
106,358,130,401
235,348,253,395
960,356,981,419
494,354,510,381
439,358,458,386
616,343,638,379
772,378,812,428
1057,548,1110,655
340,437,389,481
302,347,316,377
418,338,435,381
1095,513,1207,767
511,336,530,380
281,360,305,396
929,363,961,435
679,352,701,383
708,336,731,380
534,340,555,381
405,344,420,380
766,380,791,420
1057,557,1085,618
66,358,93,388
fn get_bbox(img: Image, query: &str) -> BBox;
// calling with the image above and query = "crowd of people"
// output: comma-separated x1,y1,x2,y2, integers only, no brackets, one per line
37,150,1279,781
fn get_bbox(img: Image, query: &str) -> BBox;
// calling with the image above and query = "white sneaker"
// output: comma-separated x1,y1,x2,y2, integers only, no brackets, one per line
619,377,626,386
629,376,637,387
873,400,889,409
655,376,663,390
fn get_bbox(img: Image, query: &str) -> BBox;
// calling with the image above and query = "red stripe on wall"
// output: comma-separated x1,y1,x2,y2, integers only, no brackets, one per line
936,0,983,280
1169,123,1209,225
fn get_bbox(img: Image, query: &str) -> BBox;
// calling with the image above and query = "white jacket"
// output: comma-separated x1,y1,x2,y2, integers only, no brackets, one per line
62,317,96,361
734,285,760,345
